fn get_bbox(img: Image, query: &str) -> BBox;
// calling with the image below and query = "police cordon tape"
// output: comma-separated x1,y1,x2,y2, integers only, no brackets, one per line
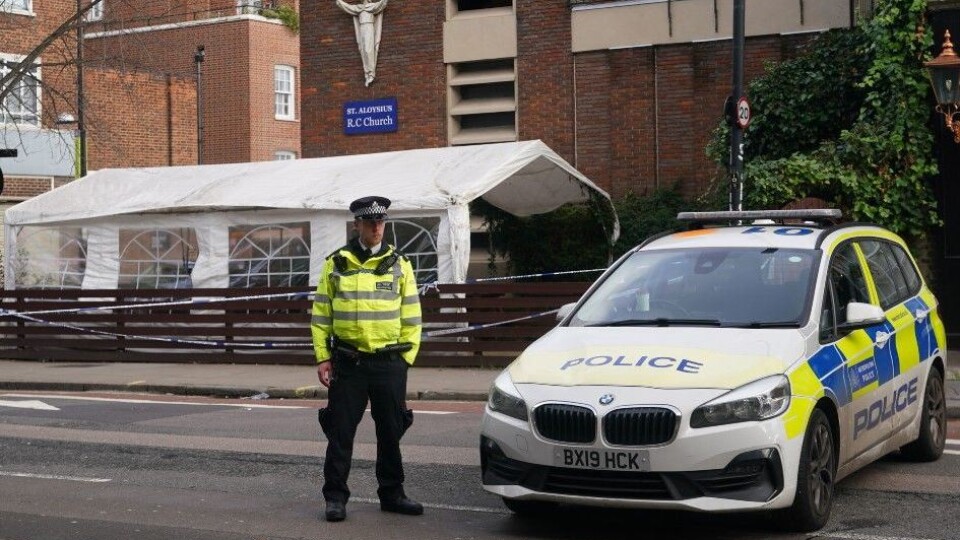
0,268,600,348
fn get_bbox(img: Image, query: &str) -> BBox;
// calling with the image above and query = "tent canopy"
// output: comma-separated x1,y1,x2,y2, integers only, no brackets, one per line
4,141,618,289
6,140,618,233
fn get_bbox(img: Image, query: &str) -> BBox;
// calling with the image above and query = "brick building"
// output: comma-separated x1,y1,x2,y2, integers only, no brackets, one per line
85,0,301,165
301,0,868,199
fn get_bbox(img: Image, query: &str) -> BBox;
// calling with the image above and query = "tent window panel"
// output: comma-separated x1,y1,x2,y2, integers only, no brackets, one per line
228,222,310,288
118,228,197,289
346,218,440,285
13,227,87,289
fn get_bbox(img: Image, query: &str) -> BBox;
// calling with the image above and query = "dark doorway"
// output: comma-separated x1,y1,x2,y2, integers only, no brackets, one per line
928,8,960,347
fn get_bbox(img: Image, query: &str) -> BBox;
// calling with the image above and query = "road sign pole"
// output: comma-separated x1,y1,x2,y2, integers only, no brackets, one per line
729,0,745,212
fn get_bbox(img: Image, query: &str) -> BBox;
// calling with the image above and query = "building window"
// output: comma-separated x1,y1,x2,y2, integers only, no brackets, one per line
118,228,197,289
274,65,295,120
2,0,31,13
85,0,104,21
274,151,297,160
457,0,511,11
13,227,87,289
448,59,516,145
1,55,41,126
237,0,263,15
228,222,310,287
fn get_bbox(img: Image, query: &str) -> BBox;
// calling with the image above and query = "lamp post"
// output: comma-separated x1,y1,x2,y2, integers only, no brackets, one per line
194,45,205,164
925,30,960,144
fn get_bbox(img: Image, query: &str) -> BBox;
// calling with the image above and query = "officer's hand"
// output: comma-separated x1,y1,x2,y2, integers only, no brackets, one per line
318,361,333,388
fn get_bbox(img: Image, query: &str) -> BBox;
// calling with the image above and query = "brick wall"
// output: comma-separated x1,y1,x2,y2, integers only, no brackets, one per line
301,2,818,201
84,68,198,169
300,0,447,157
88,18,299,164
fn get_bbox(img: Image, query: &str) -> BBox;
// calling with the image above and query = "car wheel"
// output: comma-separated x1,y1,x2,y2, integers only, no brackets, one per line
502,497,555,516
781,407,836,532
900,367,946,462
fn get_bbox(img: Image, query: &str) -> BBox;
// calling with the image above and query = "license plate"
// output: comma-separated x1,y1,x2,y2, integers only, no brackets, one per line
553,447,651,471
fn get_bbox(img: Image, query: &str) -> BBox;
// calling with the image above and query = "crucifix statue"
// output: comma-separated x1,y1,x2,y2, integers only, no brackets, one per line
336,0,389,86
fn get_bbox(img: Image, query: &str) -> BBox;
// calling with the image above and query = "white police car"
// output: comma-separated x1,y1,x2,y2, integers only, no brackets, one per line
480,210,947,531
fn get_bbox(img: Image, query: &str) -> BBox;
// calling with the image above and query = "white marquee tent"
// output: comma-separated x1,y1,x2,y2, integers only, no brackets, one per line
4,140,618,290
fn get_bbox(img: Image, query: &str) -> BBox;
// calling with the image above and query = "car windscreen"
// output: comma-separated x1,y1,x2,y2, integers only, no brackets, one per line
568,247,820,328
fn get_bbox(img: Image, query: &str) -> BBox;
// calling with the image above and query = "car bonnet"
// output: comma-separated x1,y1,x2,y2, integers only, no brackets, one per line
507,326,805,390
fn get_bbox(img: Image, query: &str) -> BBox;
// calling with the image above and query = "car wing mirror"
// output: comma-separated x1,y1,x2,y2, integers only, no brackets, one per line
838,302,886,331
556,302,576,322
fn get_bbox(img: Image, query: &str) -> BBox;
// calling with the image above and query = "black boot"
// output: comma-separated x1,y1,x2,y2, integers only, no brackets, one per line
325,500,346,522
380,496,423,516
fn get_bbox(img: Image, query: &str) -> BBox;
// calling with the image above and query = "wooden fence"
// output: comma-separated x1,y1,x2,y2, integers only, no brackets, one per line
0,282,591,368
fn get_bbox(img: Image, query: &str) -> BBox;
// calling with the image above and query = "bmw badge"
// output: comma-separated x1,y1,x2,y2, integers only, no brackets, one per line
599,394,615,405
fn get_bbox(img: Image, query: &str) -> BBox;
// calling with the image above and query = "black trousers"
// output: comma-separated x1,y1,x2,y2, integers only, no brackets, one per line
319,352,412,504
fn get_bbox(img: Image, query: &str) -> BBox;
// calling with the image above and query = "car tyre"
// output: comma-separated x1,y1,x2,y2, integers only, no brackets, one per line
502,497,556,516
780,407,836,532
900,367,946,462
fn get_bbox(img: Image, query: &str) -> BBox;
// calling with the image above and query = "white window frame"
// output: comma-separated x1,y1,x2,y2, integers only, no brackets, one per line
85,0,104,21
1,53,42,126
274,65,295,120
274,151,297,160
1,0,33,15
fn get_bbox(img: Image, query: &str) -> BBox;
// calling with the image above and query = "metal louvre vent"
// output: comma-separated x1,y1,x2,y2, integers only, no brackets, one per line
533,403,596,443
603,407,677,446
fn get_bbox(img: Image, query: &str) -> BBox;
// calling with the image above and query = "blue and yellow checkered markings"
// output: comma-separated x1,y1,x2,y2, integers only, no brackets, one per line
904,296,936,362
864,321,900,383
806,345,851,406
785,362,823,439
847,358,879,398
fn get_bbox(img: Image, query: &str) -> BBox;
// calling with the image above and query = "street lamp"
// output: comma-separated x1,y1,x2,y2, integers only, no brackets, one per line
925,30,960,144
56,112,85,178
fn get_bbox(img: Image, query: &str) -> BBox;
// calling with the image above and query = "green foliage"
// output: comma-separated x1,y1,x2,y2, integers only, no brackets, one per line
472,187,694,279
472,199,609,280
709,0,940,237
261,4,300,34
611,189,688,258
707,29,870,163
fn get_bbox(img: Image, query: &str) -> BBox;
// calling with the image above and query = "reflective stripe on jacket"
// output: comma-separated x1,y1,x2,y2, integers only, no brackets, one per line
311,245,422,365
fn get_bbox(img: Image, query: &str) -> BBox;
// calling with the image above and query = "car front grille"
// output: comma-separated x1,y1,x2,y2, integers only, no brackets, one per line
533,403,596,443
602,407,678,446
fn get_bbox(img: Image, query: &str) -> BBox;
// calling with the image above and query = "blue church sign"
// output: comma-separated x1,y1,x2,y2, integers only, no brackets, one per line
343,97,398,135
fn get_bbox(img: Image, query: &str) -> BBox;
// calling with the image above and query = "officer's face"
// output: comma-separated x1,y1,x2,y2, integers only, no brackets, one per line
355,218,385,247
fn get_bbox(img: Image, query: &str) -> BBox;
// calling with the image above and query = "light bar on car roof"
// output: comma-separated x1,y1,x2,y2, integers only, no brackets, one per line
676,209,842,225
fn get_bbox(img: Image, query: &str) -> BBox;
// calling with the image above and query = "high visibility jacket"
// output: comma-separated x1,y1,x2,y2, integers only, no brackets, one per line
311,242,422,365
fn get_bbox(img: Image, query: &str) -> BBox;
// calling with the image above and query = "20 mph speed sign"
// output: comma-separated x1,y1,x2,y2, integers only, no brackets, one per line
736,97,751,129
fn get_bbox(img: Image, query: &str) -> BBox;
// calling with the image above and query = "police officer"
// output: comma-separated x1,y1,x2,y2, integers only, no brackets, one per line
312,195,423,522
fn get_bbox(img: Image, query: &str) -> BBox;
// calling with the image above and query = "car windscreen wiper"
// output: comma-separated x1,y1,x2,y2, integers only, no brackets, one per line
586,318,723,327
724,321,800,328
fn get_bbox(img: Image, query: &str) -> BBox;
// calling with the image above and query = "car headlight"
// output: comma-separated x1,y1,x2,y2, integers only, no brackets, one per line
690,375,790,428
487,371,528,421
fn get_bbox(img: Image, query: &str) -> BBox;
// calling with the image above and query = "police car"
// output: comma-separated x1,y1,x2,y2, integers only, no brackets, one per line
480,210,947,531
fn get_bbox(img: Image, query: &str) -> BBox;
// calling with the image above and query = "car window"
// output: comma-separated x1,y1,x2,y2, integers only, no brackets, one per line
859,240,909,309
828,242,871,325
889,242,922,294
569,247,818,327
819,280,837,341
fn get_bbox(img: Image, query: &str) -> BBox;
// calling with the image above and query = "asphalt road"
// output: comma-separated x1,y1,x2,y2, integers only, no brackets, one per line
1,391,959,540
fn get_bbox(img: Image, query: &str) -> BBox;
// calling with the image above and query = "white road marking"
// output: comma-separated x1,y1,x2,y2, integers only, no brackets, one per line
0,399,59,411
947,439,960,444
349,497,507,514
945,449,960,456
0,393,455,414
0,471,111,483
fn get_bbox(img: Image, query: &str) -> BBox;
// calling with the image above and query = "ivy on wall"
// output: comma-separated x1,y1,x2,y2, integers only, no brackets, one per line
708,0,940,238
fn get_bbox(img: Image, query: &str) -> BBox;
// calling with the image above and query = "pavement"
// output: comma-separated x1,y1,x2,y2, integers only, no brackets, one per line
0,356,957,418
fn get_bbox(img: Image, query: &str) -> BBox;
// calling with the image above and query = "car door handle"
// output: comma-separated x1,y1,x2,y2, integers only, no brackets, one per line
874,330,891,348
914,309,929,322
